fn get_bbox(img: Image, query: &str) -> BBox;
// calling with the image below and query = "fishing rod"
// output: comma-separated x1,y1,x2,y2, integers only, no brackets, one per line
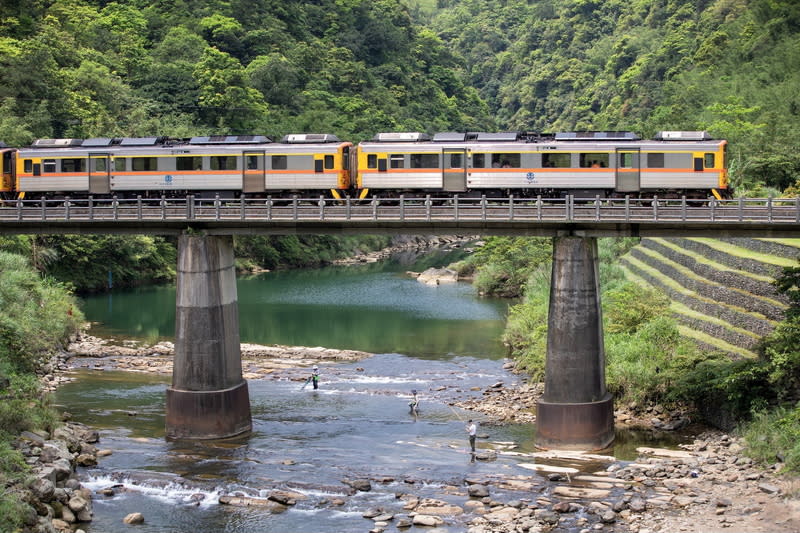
447,403,465,421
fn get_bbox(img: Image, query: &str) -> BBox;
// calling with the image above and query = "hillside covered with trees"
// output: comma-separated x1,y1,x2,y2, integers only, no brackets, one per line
2,0,799,195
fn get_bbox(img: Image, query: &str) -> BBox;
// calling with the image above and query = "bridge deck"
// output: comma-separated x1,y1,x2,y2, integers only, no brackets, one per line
1,195,799,237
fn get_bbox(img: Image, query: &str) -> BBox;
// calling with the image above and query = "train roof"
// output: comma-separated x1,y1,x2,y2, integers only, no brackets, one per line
361,130,720,148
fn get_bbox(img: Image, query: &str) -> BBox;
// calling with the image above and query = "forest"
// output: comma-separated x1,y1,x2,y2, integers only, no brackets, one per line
1,0,799,194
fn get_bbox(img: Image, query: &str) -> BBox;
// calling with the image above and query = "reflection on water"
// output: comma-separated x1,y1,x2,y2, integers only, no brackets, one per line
80,249,511,357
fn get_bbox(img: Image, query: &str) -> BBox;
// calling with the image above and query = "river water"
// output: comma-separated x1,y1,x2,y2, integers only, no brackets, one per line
57,246,683,532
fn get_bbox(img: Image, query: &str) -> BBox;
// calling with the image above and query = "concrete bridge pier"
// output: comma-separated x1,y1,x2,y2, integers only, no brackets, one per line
536,236,614,451
165,234,252,440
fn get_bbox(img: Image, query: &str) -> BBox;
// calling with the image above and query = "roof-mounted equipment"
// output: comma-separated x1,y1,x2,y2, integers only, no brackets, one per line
189,135,270,144
555,131,640,141
474,132,519,142
281,134,340,144
654,131,712,141
31,138,84,148
372,132,431,142
432,132,467,142
119,137,164,146
82,138,115,147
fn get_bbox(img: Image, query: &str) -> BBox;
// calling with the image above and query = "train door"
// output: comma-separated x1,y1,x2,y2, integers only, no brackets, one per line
0,149,14,193
89,153,110,194
615,148,640,193
243,151,265,193
443,148,467,192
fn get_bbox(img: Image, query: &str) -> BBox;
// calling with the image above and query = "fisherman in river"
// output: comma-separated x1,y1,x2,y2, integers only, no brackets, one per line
466,419,477,452
311,365,320,389
408,389,419,414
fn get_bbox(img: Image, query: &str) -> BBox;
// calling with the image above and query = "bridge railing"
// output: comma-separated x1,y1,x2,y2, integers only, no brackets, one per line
2,194,800,224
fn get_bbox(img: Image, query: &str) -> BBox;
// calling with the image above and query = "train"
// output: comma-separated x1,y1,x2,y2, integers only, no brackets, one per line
0,130,729,200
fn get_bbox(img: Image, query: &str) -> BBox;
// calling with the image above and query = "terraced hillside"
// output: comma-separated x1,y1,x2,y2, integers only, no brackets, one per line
619,238,800,359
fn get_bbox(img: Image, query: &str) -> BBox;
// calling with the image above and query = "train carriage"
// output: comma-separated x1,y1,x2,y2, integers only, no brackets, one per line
13,134,352,198
356,130,728,199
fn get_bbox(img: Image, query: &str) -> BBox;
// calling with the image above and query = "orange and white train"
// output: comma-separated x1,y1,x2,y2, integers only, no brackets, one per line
0,130,728,199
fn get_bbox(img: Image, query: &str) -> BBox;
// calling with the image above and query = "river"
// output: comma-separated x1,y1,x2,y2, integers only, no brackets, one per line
57,246,683,532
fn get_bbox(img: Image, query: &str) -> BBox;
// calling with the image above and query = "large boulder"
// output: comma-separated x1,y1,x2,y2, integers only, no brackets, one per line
416,268,458,286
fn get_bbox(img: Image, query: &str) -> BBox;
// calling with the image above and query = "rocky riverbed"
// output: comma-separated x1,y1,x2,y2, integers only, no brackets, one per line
29,338,800,533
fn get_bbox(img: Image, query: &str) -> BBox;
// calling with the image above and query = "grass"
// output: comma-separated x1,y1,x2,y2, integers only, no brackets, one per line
648,238,775,282
687,238,799,267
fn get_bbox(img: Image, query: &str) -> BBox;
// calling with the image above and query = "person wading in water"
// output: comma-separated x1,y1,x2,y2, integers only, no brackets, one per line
408,389,419,414
466,419,477,452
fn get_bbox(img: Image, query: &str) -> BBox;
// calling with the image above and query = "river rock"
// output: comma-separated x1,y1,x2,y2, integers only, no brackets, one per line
30,477,55,503
268,490,306,505
412,514,444,526
415,498,463,515
52,518,71,531
218,495,288,512
416,267,458,286
123,512,144,524
758,482,780,494
343,478,372,491
484,506,520,523
468,484,489,498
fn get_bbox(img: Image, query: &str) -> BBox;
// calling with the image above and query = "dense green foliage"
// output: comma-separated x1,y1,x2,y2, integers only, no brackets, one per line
0,251,83,530
431,0,800,195
500,239,711,402
0,0,491,143
453,237,552,297
234,235,392,271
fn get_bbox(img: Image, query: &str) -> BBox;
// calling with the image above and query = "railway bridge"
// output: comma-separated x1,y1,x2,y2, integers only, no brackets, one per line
3,194,800,450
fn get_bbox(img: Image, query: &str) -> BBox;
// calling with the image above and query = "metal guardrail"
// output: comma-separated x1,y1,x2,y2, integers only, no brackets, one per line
2,194,800,224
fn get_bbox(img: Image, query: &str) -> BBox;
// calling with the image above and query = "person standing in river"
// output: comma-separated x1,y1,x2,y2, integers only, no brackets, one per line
408,389,419,414
466,419,477,452
311,365,320,389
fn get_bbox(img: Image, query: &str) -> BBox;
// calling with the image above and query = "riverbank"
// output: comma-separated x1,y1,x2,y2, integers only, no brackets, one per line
50,338,800,533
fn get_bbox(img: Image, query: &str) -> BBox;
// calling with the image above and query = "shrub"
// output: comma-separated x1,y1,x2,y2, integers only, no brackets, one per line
741,405,800,473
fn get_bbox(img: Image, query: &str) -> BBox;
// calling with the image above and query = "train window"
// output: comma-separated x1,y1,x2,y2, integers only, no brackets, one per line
132,157,158,171
61,158,86,172
491,153,520,168
115,158,126,171
271,155,287,170
93,158,107,172
390,154,405,168
473,154,486,168
367,154,377,169
704,153,715,168
324,155,334,169
619,153,635,168
647,153,665,168
177,156,203,171
542,153,571,168
410,153,439,168
24,160,32,173
43,159,57,173
449,153,463,168
314,159,324,173
210,156,236,170
245,155,259,170
579,153,609,168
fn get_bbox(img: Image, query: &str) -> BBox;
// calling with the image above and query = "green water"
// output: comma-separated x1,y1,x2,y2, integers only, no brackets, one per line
79,249,511,358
